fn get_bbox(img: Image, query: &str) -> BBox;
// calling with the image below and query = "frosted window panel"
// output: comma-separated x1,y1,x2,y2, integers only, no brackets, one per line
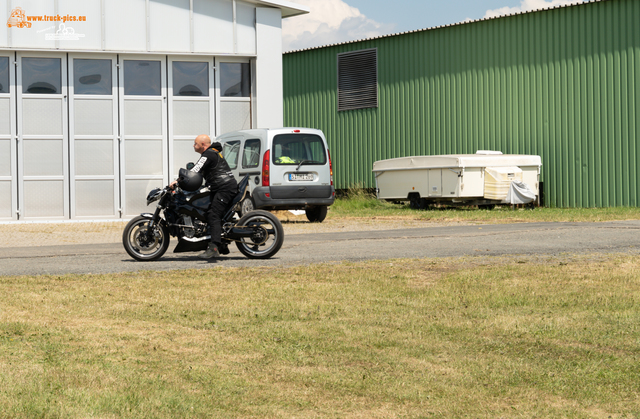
74,99,113,135
124,100,163,135
0,181,10,219
22,99,63,135
24,180,64,218
173,101,210,136
173,139,198,177
74,59,112,95
125,139,163,175
23,139,63,177
220,101,251,134
173,62,209,96
0,140,10,176
236,2,256,55
75,180,115,217
22,58,61,94
220,63,251,97
75,140,114,176
126,179,163,216
0,98,10,135
0,57,8,93
193,0,233,53
124,61,161,96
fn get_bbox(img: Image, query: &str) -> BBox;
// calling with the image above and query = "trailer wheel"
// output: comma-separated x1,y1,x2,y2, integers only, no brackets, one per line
409,194,421,210
420,198,432,210
409,195,430,210
478,204,496,210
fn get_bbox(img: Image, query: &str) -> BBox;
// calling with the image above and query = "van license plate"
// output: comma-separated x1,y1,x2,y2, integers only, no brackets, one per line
289,173,313,181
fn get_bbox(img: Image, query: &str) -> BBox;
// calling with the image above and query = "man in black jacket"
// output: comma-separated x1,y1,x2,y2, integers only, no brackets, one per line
172,134,238,258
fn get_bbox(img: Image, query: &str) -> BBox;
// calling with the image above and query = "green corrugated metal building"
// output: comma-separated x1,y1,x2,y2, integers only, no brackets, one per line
283,0,640,207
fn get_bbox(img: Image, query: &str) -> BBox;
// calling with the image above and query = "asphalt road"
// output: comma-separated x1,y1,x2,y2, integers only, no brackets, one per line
1,221,638,276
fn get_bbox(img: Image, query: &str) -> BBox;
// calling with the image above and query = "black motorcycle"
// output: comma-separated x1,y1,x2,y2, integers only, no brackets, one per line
122,175,284,261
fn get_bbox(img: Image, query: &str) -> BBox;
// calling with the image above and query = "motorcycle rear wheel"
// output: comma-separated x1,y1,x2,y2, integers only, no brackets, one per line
235,210,284,259
122,216,170,261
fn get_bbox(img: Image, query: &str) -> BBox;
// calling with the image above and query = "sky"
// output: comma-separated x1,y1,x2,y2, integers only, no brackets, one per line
282,0,586,52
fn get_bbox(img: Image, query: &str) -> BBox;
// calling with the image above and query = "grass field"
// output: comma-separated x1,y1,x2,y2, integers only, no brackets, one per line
2,254,640,418
330,190,640,224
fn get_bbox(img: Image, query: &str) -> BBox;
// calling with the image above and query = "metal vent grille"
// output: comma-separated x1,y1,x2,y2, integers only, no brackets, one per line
337,49,378,111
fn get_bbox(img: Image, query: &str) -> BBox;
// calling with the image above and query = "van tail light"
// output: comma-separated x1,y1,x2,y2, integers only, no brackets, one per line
262,149,270,187
328,150,334,187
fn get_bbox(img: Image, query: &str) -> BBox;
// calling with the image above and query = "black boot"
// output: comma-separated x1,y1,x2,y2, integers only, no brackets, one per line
198,243,220,259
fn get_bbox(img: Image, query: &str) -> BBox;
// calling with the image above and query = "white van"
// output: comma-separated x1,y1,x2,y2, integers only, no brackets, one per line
216,128,335,222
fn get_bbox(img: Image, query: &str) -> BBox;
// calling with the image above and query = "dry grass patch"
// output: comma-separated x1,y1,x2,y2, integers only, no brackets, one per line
1,255,640,418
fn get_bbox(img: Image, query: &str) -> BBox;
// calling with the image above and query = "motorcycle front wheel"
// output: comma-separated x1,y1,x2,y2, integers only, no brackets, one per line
235,210,284,259
122,216,170,261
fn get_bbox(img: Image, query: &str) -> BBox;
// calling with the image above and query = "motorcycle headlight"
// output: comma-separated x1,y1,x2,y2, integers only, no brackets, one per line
146,188,163,205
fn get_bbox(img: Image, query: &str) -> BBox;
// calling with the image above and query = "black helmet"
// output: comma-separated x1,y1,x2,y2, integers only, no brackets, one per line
177,168,203,192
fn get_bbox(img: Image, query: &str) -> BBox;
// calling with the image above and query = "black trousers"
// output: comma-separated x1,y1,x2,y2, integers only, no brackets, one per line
207,182,238,246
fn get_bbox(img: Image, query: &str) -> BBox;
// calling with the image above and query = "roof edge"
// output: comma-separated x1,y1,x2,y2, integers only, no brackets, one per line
256,0,309,18
284,0,596,54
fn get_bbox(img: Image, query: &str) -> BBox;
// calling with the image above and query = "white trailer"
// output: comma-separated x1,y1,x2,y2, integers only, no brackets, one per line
372,152,542,209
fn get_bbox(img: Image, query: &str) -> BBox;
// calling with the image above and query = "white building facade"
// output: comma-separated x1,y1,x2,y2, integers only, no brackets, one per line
0,0,306,221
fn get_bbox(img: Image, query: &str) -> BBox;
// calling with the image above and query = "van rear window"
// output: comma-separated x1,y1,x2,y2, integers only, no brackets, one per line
273,134,327,165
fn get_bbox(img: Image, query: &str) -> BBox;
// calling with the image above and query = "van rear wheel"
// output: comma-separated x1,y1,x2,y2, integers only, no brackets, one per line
305,206,328,223
240,196,255,217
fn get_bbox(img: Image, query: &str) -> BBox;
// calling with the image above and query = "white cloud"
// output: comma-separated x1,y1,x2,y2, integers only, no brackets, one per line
282,0,395,52
483,0,584,19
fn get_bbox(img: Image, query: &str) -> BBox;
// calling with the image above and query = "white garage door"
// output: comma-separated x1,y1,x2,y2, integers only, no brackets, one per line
17,53,68,220
69,54,120,219
168,57,216,178
218,60,252,134
119,56,168,218
0,54,17,221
